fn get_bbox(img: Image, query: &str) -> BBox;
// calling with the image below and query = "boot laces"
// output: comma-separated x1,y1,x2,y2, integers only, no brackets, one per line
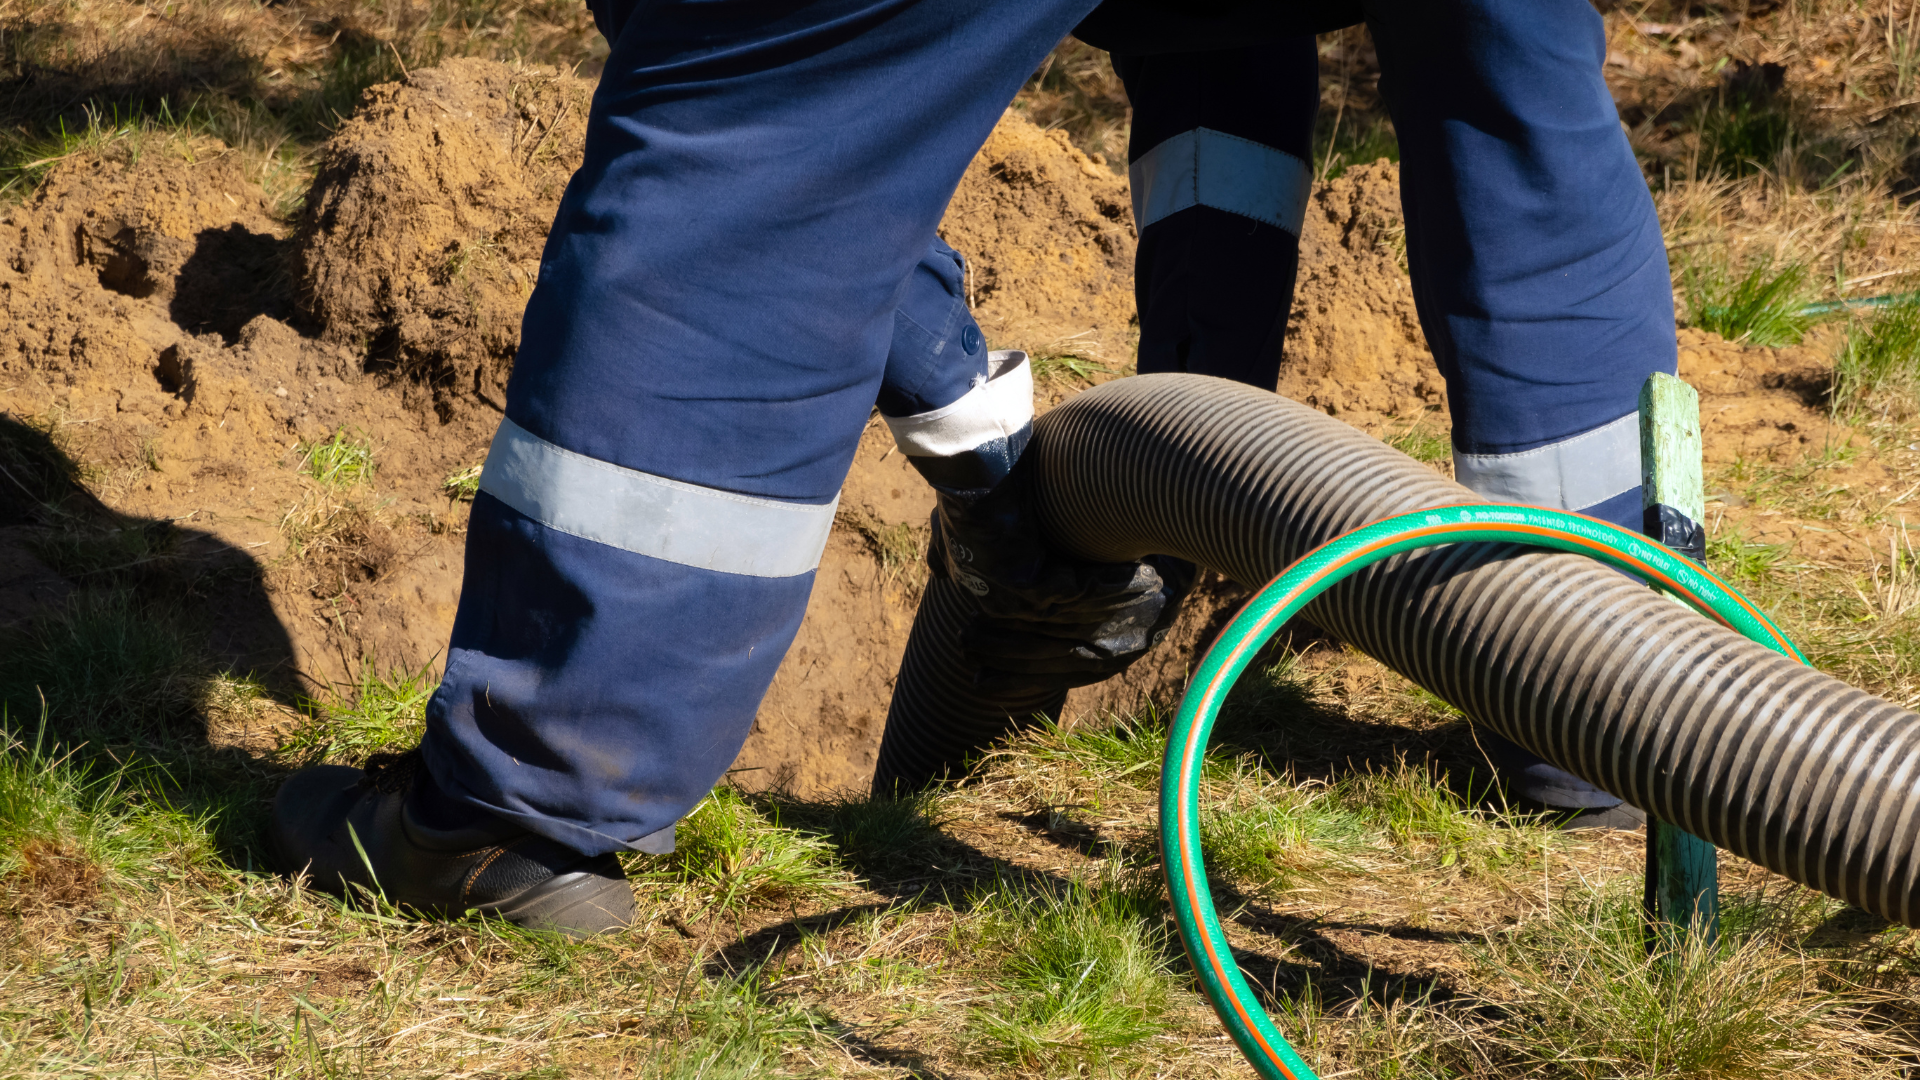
361,747,424,794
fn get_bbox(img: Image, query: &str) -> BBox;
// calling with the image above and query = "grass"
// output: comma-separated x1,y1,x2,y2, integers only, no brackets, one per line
1698,94,1796,179
297,428,376,486
0,588,200,741
639,787,841,918
834,506,928,591
773,789,947,880
1342,761,1547,876
1832,294,1920,416
1201,765,1370,893
1681,258,1820,346
282,664,436,764
966,873,1174,1070
1474,883,1891,1077
441,462,483,501
1028,349,1115,386
1315,114,1400,182
1387,421,1452,466
0,716,208,900
1708,526,1792,585
1020,708,1170,788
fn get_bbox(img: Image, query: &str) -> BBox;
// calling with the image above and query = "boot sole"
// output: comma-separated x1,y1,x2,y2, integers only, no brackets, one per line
482,863,639,939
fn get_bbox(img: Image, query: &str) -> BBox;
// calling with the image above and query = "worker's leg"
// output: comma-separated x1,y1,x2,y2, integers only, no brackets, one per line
292,1,1106,864
1366,0,1675,531
1366,0,1676,813
1111,39,1320,389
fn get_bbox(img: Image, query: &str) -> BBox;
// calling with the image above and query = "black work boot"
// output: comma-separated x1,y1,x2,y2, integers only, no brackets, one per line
269,750,636,938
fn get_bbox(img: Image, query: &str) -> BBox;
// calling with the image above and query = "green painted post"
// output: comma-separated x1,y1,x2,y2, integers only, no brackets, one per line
1640,371,1720,949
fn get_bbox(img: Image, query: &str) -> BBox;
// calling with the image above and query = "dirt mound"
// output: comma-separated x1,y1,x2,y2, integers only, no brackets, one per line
0,140,488,689
296,58,592,422
939,116,1138,361
296,62,1139,392
1280,161,1445,429
0,146,283,387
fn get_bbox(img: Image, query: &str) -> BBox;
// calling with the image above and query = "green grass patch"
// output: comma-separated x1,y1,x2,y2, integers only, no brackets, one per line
967,873,1174,1070
1028,351,1114,385
1021,708,1170,788
774,789,946,880
0,588,199,741
1340,762,1546,875
1387,423,1451,466
1708,527,1792,585
638,968,834,1079
297,428,376,486
1201,764,1370,894
283,664,436,765
835,507,929,591
1476,883,1876,1078
1315,113,1400,181
1682,258,1819,346
0,716,210,899
1831,294,1920,417
639,786,840,917
0,106,146,200
442,463,483,501
1699,97,1795,178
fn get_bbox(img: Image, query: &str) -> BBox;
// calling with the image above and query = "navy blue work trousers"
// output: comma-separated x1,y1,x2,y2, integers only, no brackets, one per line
1112,11,1675,806
419,0,1676,855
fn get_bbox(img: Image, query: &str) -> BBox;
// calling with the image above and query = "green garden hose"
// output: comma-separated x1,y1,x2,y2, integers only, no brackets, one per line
1160,503,1804,1080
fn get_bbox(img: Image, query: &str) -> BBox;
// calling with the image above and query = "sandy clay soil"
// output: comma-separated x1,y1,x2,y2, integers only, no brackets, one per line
0,58,1885,794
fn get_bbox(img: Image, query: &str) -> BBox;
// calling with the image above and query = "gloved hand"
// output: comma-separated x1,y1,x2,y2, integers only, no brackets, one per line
928,455,1193,691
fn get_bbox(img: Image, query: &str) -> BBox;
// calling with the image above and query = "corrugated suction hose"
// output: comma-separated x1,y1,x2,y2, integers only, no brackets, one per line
874,373,1920,926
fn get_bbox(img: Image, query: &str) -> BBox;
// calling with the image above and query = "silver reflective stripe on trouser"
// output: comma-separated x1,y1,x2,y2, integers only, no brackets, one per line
477,418,839,578
1451,411,1642,511
1128,127,1314,235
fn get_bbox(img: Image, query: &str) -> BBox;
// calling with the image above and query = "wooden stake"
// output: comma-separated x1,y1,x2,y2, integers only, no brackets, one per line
1640,371,1720,949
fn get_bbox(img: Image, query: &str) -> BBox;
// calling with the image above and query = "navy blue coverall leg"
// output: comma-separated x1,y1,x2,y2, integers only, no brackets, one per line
1109,1,1678,810
412,0,1108,856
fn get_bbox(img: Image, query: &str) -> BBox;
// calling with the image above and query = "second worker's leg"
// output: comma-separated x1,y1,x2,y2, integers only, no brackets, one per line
1368,0,1677,823
1114,38,1321,389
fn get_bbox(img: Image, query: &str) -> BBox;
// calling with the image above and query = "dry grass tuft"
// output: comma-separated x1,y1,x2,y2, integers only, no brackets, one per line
278,485,401,599
10,838,105,910
834,505,929,593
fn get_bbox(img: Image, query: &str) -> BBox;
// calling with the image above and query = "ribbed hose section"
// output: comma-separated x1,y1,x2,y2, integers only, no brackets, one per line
878,374,1920,925
874,575,1068,789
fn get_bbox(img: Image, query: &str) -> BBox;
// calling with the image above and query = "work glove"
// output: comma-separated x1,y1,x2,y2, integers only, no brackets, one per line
930,463,1193,691
884,347,1189,693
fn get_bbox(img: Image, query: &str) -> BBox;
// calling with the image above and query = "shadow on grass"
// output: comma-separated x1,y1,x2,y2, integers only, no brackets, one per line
0,412,301,865
701,785,1486,1023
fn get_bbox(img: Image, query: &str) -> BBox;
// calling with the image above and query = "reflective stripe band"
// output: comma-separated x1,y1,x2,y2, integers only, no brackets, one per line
881,350,1033,458
477,419,838,578
1452,411,1643,512
1129,127,1313,235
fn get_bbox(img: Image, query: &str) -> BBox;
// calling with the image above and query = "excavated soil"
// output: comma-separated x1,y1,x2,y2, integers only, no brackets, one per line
0,57,1873,795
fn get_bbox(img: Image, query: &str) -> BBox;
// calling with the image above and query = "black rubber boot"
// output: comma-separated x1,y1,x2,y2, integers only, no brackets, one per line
269,750,636,938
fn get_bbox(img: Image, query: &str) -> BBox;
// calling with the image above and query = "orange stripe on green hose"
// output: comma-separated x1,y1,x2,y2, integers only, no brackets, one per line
1160,504,1803,1080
